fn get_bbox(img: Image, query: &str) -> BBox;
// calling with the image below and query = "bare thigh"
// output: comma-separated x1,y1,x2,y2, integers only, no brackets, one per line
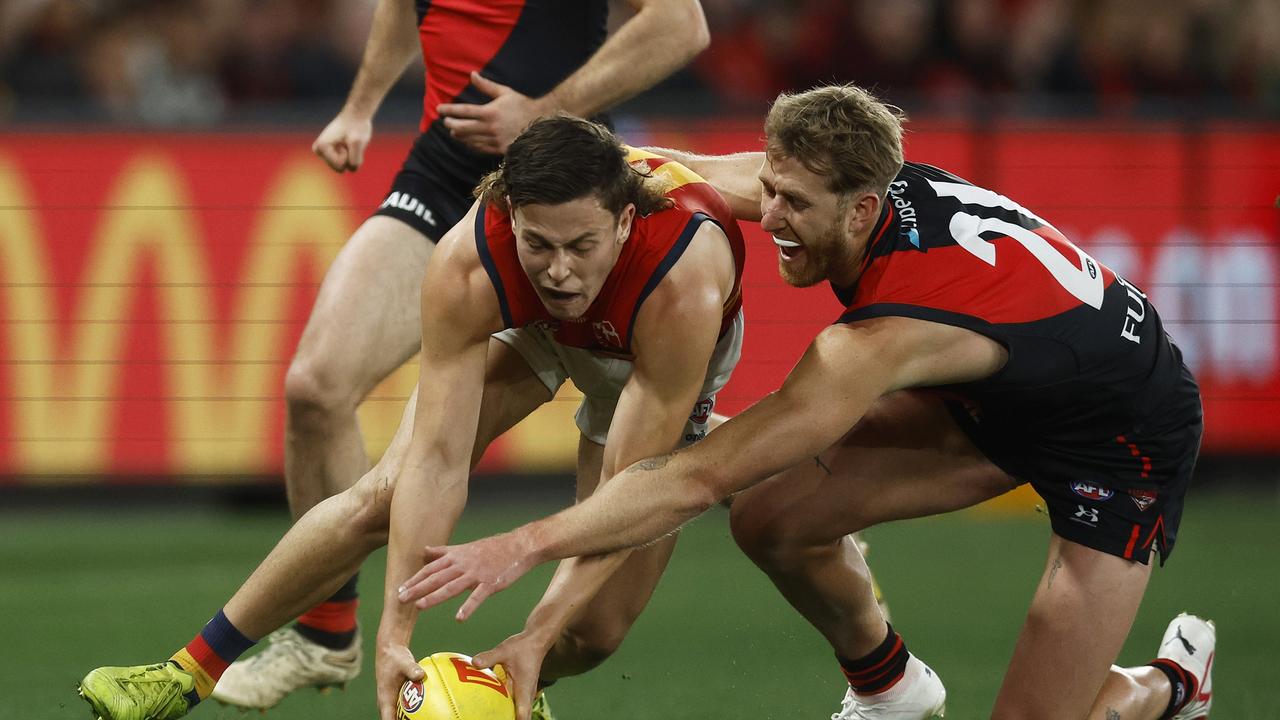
730,390,1019,546
289,216,432,403
357,337,554,515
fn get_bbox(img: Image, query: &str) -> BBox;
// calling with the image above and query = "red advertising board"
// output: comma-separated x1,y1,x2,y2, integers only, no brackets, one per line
0,121,1276,478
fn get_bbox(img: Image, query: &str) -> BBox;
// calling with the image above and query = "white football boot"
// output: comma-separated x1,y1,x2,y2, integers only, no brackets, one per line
1157,613,1215,720
211,627,361,710
831,653,946,720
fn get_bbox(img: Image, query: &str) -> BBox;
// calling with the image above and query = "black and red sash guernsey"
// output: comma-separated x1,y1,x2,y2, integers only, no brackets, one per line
415,1,608,133
475,149,746,359
832,162,1200,488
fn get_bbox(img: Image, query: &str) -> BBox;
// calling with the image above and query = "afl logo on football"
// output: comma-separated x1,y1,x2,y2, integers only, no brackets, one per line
400,680,425,713
1070,482,1114,501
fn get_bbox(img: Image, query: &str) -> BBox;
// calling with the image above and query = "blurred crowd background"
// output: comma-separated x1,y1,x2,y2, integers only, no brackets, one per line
3,0,1279,127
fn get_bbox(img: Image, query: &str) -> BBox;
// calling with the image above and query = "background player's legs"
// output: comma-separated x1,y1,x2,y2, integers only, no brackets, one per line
540,436,680,680
992,534,1157,720
729,390,1017,664
284,216,433,516
282,216,433,652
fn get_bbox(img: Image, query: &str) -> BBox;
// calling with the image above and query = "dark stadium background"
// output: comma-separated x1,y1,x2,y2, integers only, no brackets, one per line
1,1,1277,718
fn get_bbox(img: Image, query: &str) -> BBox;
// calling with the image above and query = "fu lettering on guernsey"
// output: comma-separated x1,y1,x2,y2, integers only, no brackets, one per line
1071,481,1115,501
1116,275,1147,344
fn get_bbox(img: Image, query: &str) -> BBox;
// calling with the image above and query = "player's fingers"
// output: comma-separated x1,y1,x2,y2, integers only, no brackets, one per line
437,102,485,119
400,565,464,604
313,143,347,173
455,584,494,621
471,71,513,98
401,551,451,591
414,575,476,611
347,138,367,171
397,652,426,681
443,117,488,135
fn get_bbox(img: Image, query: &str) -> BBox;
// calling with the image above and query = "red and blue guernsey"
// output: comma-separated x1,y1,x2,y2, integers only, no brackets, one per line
475,149,746,359
835,162,1201,493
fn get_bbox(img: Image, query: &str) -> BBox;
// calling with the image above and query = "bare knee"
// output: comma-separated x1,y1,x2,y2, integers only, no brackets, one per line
284,357,360,433
555,619,632,672
730,491,850,569
338,469,394,548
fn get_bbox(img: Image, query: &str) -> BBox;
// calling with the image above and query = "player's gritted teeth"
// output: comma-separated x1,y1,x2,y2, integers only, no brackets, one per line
773,235,804,262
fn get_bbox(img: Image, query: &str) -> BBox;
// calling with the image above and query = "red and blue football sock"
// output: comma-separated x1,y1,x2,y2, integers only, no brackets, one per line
168,609,255,703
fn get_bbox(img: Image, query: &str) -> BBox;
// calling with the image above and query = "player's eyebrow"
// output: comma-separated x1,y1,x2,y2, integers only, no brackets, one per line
525,229,596,246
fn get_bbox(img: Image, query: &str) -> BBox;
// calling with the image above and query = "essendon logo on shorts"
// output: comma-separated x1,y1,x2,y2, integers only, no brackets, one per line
688,396,716,425
400,680,425,713
1128,488,1158,512
1070,482,1114,501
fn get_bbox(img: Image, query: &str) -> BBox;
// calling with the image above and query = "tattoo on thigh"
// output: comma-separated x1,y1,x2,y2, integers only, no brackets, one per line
1047,556,1064,589
814,456,832,475
1106,708,1121,720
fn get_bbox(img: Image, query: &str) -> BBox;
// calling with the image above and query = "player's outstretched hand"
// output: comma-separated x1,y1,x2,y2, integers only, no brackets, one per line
397,532,534,620
437,72,552,156
375,639,425,720
472,631,551,720
312,110,373,173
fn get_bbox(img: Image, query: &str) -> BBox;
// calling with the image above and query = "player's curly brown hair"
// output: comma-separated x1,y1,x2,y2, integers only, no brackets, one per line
475,114,671,216
764,84,905,198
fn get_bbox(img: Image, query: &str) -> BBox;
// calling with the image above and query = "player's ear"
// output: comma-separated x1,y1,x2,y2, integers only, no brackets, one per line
616,203,636,244
845,190,880,237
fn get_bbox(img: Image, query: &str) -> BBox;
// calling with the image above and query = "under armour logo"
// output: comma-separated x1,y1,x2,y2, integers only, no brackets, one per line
1164,626,1196,655
1073,505,1099,524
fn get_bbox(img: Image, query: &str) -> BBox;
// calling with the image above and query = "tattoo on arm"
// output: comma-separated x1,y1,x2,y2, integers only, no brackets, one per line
1047,556,1064,589
635,455,671,472
814,456,832,475
1106,708,1121,720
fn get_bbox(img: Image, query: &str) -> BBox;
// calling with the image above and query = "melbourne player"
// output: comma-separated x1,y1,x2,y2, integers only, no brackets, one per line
78,116,746,720
401,85,1216,720
257,0,708,709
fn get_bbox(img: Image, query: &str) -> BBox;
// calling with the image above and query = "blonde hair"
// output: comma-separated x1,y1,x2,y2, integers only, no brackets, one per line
764,84,905,197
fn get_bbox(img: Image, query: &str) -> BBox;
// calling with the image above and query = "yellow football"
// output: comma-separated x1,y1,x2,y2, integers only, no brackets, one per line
396,652,515,720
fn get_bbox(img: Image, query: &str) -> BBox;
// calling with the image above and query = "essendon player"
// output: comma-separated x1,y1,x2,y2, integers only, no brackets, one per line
244,0,707,709
77,117,746,720
401,85,1216,720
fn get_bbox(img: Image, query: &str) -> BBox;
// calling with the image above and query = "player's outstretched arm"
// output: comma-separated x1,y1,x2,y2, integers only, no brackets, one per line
313,0,419,172
399,316,1009,617
438,0,709,155
373,203,503,720
640,149,766,222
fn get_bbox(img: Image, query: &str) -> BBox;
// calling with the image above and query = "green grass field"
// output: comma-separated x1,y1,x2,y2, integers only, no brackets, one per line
4,488,1278,720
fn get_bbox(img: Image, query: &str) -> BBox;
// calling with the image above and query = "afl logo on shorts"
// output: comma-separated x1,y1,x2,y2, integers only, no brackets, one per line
1070,482,1114,501
400,680,425,713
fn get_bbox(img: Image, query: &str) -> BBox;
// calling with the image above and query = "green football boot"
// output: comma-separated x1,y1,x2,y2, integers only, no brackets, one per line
78,662,197,720
530,691,557,720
